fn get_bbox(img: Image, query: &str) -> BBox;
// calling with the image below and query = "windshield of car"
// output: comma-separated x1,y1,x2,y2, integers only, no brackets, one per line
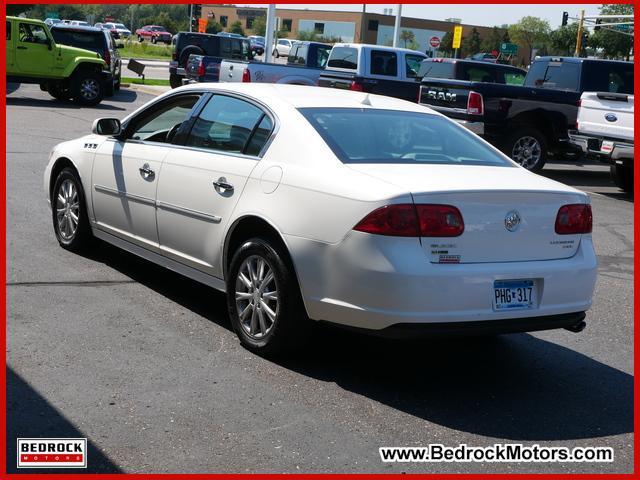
114,23,127,29
50,29,105,55
300,108,513,167
151,26,166,31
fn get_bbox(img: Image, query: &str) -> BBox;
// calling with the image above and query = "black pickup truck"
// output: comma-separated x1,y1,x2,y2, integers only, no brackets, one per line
419,56,634,171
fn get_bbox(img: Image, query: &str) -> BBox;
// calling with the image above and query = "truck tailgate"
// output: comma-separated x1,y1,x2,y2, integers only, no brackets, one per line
577,92,634,142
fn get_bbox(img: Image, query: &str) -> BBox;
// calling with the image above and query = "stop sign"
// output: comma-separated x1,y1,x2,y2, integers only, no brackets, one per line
429,36,441,48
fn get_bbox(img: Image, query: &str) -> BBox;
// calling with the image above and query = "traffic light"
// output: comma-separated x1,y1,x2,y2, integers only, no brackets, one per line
192,4,202,18
191,17,198,30
561,11,569,27
594,18,601,31
581,32,589,47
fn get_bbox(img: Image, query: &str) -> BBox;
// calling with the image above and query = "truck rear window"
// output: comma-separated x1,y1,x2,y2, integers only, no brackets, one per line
525,61,580,91
582,62,633,94
300,108,512,167
327,47,358,70
417,61,455,79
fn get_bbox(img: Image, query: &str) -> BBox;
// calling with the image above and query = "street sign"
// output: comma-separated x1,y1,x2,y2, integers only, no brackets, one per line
500,42,518,55
198,18,207,33
429,36,441,48
615,24,630,32
452,25,463,49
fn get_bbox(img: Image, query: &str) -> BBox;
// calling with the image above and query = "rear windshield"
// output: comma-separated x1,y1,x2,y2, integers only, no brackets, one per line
417,61,455,79
582,61,633,94
50,29,104,55
300,108,512,167
327,47,358,70
525,61,580,91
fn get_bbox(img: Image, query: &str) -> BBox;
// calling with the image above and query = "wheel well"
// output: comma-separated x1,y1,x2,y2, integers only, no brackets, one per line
223,216,291,278
507,110,564,146
72,62,103,77
49,158,77,201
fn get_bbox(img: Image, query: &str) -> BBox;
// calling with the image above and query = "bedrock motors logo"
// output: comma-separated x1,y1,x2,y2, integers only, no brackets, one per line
17,438,87,468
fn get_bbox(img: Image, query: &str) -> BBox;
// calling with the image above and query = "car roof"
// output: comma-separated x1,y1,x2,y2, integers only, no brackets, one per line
422,58,524,70
333,43,426,55
534,56,632,65
172,83,438,115
51,24,104,33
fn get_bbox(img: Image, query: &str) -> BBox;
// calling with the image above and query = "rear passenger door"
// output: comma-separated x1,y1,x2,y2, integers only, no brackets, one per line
156,94,274,276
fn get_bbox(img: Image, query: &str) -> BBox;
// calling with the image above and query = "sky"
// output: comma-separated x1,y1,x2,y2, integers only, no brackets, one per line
239,4,604,28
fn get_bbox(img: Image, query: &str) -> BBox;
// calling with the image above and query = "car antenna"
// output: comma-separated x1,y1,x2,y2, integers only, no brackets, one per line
361,93,372,106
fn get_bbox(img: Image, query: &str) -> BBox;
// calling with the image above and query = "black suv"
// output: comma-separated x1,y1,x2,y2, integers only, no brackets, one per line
50,24,122,95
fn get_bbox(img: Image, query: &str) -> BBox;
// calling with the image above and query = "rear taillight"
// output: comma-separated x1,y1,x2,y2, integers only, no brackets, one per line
349,80,363,92
103,50,110,67
467,91,484,115
197,59,205,77
354,204,464,237
242,68,251,83
555,204,592,235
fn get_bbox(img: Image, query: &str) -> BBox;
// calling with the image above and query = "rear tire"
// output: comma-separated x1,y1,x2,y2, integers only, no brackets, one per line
138,35,143,42
227,238,311,356
71,71,104,106
611,163,633,193
169,73,182,89
273,49,279,58
51,167,92,252
48,81,72,101
504,127,547,172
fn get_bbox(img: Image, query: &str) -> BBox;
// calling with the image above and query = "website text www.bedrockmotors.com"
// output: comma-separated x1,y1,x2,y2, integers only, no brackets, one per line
380,444,614,463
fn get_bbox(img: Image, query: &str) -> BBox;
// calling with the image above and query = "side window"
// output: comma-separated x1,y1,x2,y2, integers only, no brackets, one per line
245,115,274,156
19,23,49,44
405,54,425,78
370,50,397,77
220,38,231,56
6,21,10,41
230,40,242,58
461,64,495,83
127,95,201,143
185,95,265,155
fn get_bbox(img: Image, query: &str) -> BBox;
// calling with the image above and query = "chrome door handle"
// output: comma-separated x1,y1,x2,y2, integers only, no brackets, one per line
139,164,155,179
213,177,234,192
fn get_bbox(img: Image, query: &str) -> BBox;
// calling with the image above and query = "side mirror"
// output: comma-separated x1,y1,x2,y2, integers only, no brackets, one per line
92,118,121,136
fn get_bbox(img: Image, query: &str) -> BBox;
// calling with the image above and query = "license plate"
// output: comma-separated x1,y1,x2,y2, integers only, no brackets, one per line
601,140,614,153
493,280,536,311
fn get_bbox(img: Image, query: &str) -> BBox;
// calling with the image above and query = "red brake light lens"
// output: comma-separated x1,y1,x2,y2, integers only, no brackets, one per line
555,204,592,235
354,204,464,237
467,91,484,115
197,59,205,77
242,68,251,83
350,80,363,92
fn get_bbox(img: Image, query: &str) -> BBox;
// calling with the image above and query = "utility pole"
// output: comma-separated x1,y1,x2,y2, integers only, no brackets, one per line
392,4,402,48
574,9,585,57
265,4,276,63
189,4,193,32
360,4,366,43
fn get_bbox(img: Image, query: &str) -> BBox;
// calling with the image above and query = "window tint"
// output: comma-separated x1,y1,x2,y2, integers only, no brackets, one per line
504,71,526,85
6,21,10,41
245,115,274,156
328,47,358,70
523,61,547,87
370,50,397,76
50,29,105,56
527,61,581,91
316,45,331,68
18,23,49,44
582,61,633,94
186,95,264,154
288,44,306,65
300,108,512,167
460,64,495,83
128,95,200,143
417,60,455,79
405,54,424,78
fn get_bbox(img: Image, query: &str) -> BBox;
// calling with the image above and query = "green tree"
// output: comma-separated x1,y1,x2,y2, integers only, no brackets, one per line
439,31,454,56
7,5,35,16
549,23,579,56
589,4,634,60
205,19,222,34
508,16,551,64
480,27,503,54
251,15,266,36
462,27,481,56
399,29,415,48
229,20,244,36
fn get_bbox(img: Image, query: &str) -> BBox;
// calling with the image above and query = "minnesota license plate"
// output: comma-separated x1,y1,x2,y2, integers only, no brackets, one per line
601,140,614,153
493,280,536,311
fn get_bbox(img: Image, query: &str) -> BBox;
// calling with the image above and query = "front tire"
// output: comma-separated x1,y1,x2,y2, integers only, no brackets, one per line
227,238,310,356
138,35,143,42
273,49,279,58
51,168,92,251
505,127,547,172
169,73,182,89
71,71,104,106
611,163,633,193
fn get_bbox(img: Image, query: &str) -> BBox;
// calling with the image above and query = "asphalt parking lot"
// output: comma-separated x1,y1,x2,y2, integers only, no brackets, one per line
6,83,633,473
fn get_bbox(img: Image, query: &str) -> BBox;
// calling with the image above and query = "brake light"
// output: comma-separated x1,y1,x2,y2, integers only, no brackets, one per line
467,91,484,115
555,204,592,235
354,204,464,237
349,80,363,92
197,59,205,77
242,68,251,83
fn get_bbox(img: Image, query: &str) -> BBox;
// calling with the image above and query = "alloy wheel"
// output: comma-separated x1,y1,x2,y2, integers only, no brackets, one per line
79,78,99,101
55,179,80,241
511,136,542,170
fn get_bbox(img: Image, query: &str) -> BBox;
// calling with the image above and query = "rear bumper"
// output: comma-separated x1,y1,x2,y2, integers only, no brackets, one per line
286,231,597,332
569,131,634,162
454,118,484,136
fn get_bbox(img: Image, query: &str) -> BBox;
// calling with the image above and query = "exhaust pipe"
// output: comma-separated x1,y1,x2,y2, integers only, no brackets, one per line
565,320,586,333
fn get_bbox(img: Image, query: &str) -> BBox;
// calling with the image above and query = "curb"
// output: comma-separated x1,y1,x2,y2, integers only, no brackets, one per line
125,83,172,96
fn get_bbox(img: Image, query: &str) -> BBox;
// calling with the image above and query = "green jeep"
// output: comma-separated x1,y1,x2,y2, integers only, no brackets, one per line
6,16,113,106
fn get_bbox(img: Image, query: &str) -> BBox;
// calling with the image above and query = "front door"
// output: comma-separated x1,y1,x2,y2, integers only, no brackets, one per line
156,94,274,277
15,22,53,76
91,92,203,252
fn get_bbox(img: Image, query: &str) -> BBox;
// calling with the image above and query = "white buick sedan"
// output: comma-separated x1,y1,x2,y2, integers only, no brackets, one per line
45,84,597,354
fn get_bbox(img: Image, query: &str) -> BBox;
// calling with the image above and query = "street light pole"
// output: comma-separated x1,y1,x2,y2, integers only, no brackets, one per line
189,4,193,33
574,9,585,57
265,4,276,63
392,4,402,48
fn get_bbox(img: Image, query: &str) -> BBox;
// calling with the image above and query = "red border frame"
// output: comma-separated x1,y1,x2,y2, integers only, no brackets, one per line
2,1,637,477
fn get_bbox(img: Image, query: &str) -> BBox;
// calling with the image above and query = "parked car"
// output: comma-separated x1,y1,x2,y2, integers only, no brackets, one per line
50,24,123,95
248,35,265,56
103,22,131,40
189,41,331,85
569,91,634,192
169,32,252,88
45,83,596,355
317,43,427,103
6,16,111,106
95,22,120,40
136,25,171,44
273,38,294,58
419,58,526,85
468,52,498,63
418,56,634,171
218,32,244,39
69,20,90,27
44,18,63,27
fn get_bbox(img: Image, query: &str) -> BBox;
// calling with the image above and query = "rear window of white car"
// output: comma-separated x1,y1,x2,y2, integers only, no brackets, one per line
327,47,358,70
300,108,513,167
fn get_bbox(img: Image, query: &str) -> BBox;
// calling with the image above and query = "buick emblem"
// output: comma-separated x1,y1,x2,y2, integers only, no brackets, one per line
504,210,521,232
605,113,618,122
